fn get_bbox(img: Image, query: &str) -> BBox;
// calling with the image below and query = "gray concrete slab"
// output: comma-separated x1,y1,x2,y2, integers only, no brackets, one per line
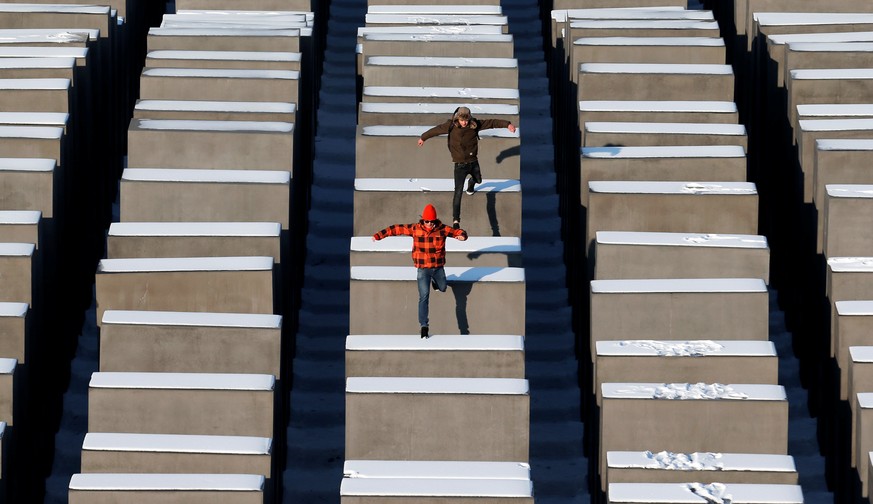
99,310,282,376
837,302,873,402
823,185,873,259
607,482,803,504
345,377,529,461
358,102,518,127
349,266,525,335
134,99,296,123
857,393,873,497
68,473,265,504
814,139,873,253
145,49,301,71
0,303,27,365
350,236,521,267
362,56,517,89
606,451,798,487
138,67,298,103
147,27,301,53
827,258,873,357
593,231,769,283
362,86,519,105
579,100,739,127
578,63,734,102
797,119,873,204
849,346,873,470
582,121,748,151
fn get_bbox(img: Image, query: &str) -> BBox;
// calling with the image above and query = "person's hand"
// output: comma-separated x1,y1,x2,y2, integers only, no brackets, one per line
508,123,516,133
457,235,467,241
372,236,378,242
417,138,424,147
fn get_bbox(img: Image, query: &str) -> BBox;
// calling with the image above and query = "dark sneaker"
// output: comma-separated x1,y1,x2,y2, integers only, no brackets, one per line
452,220,460,229
465,177,475,195
431,280,439,291
420,326,429,339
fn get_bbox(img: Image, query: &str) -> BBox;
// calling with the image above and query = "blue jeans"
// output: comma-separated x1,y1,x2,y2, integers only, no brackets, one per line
417,267,447,327
453,161,481,222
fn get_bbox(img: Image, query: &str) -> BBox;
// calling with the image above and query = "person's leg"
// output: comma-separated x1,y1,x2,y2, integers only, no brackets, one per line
417,267,432,328
471,160,482,184
452,163,467,225
433,267,447,292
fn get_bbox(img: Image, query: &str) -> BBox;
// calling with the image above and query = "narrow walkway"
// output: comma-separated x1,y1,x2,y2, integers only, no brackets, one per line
282,0,590,502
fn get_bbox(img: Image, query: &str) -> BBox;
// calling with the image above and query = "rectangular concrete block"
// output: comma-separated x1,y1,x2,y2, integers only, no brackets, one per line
797,119,873,204
594,340,778,403
837,301,873,402
368,0,500,4
139,67,299,103
0,157,56,218
607,482,803,504
580,146,747,209
857,393,873,497
748,7,873,42
814,139,873,253
571,37,725,81
127,118,294,172
606,451,797,487
0,211,41,250
356,125,519,179
586,181,759,255
0,5,112,33
107,222,282,264
579,100,739,128
578,63,734,102
593,231,770,283
349,266,525,335
354,178,521,237
88,372,275,437
362,32,513,60
343,459,530,479
849,346,873,468
800,103,873,122
0,78,70,114
69,473,264,504
100,310,282,377
146,50,301,71
788,69,873,133
134,99,296,123
350,236,521,267
358,26,505,45
590,278,769,359
0,303,27,364
346,334,524,378
80,432,272,477
362,85,519,105
95,256,275,327
582,122,748,151
160,11,311,30
147,27,301,53
119,168,291,229
0,243,35,306
363,56,517,89
175,0,312,9
827,258,873,357
823,184,873,259
359,102,518,127
345,377,529,461
599,383,789,491
567,19,720,41
0,359,15,426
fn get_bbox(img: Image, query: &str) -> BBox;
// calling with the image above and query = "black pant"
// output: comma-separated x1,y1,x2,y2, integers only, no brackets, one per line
452,161,481,222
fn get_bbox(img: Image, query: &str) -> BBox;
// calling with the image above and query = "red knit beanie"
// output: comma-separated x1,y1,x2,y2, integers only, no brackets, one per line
421,204,437,221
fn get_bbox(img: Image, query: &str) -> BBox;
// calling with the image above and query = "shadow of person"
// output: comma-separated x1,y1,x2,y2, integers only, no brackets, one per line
449,282,473,335
495,145,520,164
486,192,500,237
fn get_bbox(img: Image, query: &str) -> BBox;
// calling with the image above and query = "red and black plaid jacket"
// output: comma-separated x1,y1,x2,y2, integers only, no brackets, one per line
373,220,468,268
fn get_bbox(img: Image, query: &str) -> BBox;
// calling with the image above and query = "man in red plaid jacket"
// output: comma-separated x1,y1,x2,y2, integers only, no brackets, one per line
373,204,468,339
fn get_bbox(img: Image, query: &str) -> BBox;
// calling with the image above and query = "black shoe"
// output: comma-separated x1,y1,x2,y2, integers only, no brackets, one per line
465,178,475,195
431,280,438,291
452,220,460,229
420,326,429,339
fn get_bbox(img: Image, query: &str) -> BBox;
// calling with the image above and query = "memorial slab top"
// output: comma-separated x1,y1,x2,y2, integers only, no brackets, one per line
755,12,873,26
148,50,301,62
82,432,272,455
799,118,873,132
102,310,281,329
340,478,532,497
97,255,274,274
343,460,530,480
588,180,757,195
596,340,776,357
149,27,302,37
365,14,508,26
89,371,276,391
828,257,873,272
346,334,524,351
361,124,517,137
368,6,502,15
0,29,96,42
361,102,517,115
364,86,519,99
791,68,873,80
366,56,517,68
836,300,873,315
350,235,521,253
607,451,796,472
556,8,710,23
0,5,109,14
134,118,294,133
608,482,803,503
582,145,745,159
362,33,511,42
601,382,787,401
142,67,299,80
574,36,723,47
0,242,34,256
0,302,27,318
109,221,281,237
0,78,69,90
0,210,40,224
346,376,529,395
591,277,767,294
584,122,745,135
122,168,290,184
770,31,873,45
69,473,265,491
826,184,873,198
595,231,766,248
354,178,520,193
0,358,15,374
580,100,736,113
136,100,295,114
850,346,873,363
0,125,63,140
801,105,873,118
351,265,525,283
569,20,719,30
0,158,55,171
358,26,504,37
580,62,732,75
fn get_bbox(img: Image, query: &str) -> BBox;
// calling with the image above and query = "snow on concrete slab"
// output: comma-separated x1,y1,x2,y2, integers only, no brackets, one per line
142,67,299,80
596,231,767,248
755,12,873,26
360,102,517,115
0,29,95,42
354,177,519,193
343,460,530,480
362,125,517,138
0,4,108,14
358,26,505,37
350,265,524,283
135,118,294,133
0,211,40,224
575,36,723,47
0,78,69,90
584,121,745,135
609,482,803,503
346,334,524,351
364,14,508,26
837,300,873,315
828,257,873,272
149,27,302,38
602,382,786,401
368,6,502,15
0,56,75,69
101,310,281,329
849,346,873,363
570,20,720,31
340,477,532,497
607,450,796,472
0,125,63,140
69,473,264,491
597,340,775,357
0,358,15,374
0,302,27,317
351,236,521,253
89,371,275,391
346,376,529,395
791,68,873,80
816,138,873,149
0,243,34,256
582,145,744,159
147,50,301,62
363,86,518,100
590,278,766,294
97,255,274,273
82,432,271,455
108,221,281,237
826,184,873,198
579,100,736,113
362,33,511,43
0,113,68,126
799,118,873,131
367,56,517,68
579,62,731,74
0,158,55,171
135,100,295,114
122,168,290,184
589,180,756,194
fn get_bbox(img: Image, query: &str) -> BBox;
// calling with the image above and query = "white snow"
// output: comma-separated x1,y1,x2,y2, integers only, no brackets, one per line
799,118,873,132
599,340,775,357
850,346,873,363
588,180,756,194
68,473,264,491
97,255,274,273
580,62,731,74
122,168,290,184
770,31,873,45
0,47,87,58
790,42,873,53
363,86,518,100
0,4,108,14
362,33,511,43
340,477,532,497
142,67,298,80
608,482,803,503
837,300,873,316
0,78,69,90
826,184,873,198
0,29,95,42
582,145,744,159
791,68,873,80
350,236,521,253
0,242,34,256
0,158,55,171
360,102,517,115
828,257,873,272
82,432,271,455
0,358,15,374
859,393,873,409
101,310,281,329
816,138,873,150
346,376,529,395
89,372,275,391
0,56,75,69
343,460,530,480
602,383,786,401
149,27,302,38
0,210,40,224
350,265,524,283
595,231,767,248
134,118,293,133
108,221,281,237
358,26,505,37
608,450,796,472
346,334,524,351
0,112,68,126
364,14,508,26
575,36,723,47
584,121,745,135
0,125,63,140
147,50,300,62
354,177,519,193
800,104,873,117
570,20,719,30
361,125,517,138
0,302,27,317
368,6,502,15
367,56,517,68
135,100,295,114
755,12,873,26
590,278,766,294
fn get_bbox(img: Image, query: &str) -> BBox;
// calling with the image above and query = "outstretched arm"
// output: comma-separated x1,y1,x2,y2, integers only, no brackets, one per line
418,120,452,146
478,119,516,132
449,227,468,241
373,223,415,241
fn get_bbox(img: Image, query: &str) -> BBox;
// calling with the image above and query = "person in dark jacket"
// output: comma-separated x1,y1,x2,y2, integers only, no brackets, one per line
417,106,516,229
372,204,468,339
